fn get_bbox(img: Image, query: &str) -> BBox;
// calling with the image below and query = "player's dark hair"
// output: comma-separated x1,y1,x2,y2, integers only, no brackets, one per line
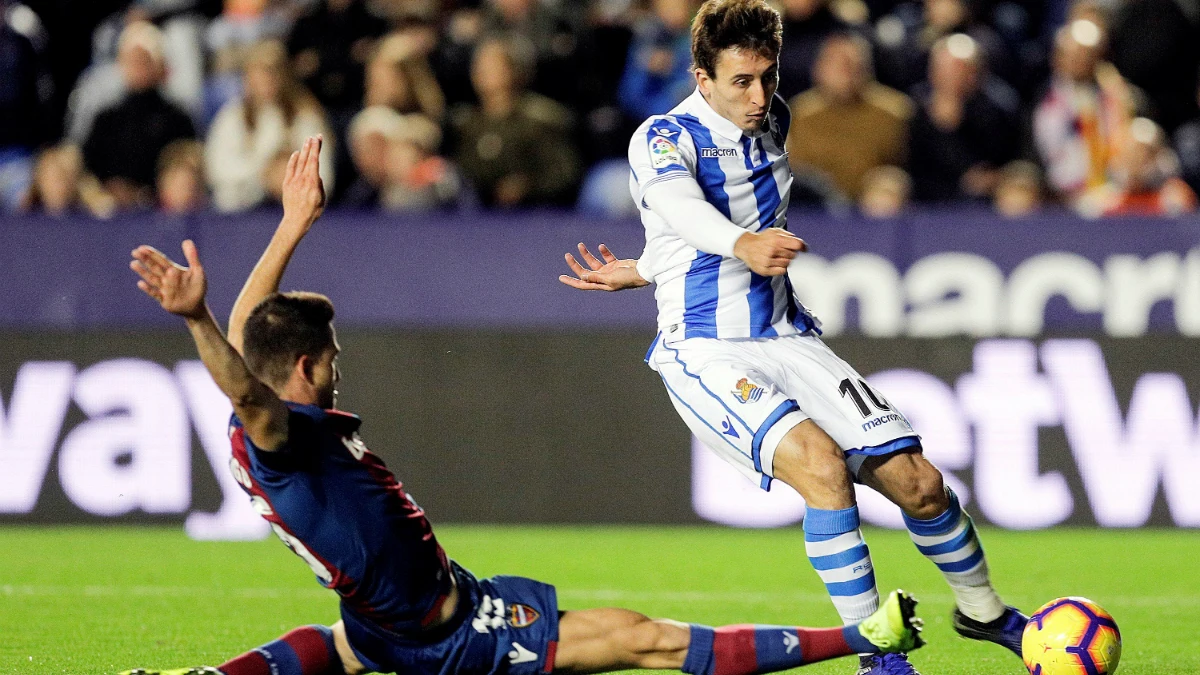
242,291,336,388
691,0,783,78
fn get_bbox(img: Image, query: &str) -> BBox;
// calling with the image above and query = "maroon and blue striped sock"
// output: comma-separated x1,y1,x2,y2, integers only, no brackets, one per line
218,625,343,675
682,623,878,675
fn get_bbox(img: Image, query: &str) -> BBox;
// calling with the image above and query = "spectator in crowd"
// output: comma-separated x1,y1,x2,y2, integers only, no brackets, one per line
1172,80,1200,195
82,21,196,210
1106,0,1198,133
431,6,488,107
364,32,446,121
380,112,462,211
450,37,580,208
858,164,911,218
0,0,44,211
20,143,115,218
907,33,1019,202
1064,0,1110,36
993,160,1044,218
156,139,207,213
206,0,296,61
341,105,396,207
477,0,583,105
1033,19,1133,206
873,0,1014,94
371,0,440,24
204,0,299,120
434,0,583,109
617,0,696,121
787,33,912,201
776,0,866,102
288,0,388,118
67,6,208,145
205,39,334,212
1078,117,1198,217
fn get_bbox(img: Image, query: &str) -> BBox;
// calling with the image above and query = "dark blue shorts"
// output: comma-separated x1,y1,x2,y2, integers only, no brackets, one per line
342,566,560,675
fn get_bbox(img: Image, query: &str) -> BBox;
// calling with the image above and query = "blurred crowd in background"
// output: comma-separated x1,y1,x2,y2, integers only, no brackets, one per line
3,0,1200,220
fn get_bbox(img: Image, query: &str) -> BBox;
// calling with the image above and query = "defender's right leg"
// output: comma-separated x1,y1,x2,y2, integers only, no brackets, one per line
120,623,363,675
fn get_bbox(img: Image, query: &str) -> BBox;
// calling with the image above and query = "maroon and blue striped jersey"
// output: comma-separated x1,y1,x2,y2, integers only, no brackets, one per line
229,403,455,634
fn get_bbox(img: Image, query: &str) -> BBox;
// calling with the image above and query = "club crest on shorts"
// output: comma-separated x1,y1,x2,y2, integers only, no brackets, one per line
508,603,541,628
732,377,764,403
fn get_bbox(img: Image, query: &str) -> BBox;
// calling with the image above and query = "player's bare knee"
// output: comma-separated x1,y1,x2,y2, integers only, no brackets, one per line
904,461,949,519
775,426,845,482
622,619,689,665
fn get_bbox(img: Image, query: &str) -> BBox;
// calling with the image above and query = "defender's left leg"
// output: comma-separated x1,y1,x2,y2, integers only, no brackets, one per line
552,590,923,674
858,451,1027,656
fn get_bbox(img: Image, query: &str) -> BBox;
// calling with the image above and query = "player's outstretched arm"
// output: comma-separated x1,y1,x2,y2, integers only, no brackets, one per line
559,243,650,292
132,241,289,451
642,180,808,277
228,135,327,354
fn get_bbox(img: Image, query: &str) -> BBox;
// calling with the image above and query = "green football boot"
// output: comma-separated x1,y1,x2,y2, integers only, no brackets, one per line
856,589,925,654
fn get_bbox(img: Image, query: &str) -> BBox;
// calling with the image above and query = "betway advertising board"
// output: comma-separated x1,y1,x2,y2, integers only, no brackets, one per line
0,331,1195,537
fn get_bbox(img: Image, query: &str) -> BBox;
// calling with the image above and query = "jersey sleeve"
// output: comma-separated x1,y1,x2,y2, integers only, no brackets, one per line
628,116,696,201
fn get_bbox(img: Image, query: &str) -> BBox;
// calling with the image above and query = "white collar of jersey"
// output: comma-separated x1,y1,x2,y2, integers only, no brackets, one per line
683,87,764,142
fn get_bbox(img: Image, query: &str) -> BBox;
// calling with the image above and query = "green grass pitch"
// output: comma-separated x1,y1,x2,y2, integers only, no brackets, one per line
1,526,1196,675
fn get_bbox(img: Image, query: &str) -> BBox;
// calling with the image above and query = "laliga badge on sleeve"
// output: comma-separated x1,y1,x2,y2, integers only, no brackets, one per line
649,135,682,169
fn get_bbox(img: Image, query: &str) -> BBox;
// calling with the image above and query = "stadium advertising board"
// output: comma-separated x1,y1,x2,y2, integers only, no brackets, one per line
0,212,1196,336
0,332,1195,536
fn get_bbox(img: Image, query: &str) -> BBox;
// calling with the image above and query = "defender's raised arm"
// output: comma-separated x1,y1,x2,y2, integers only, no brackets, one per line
228,135,327,354
131,241,289,451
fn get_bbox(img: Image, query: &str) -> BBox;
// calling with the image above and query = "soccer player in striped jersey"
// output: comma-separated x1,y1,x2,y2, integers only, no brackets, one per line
121,136,924,675
560,2,1028,674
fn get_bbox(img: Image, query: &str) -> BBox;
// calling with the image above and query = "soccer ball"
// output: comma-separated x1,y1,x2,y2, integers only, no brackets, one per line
1022,597,1122,675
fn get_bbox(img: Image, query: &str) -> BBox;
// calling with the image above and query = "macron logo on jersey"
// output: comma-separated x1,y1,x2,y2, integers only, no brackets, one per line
701,147,739,158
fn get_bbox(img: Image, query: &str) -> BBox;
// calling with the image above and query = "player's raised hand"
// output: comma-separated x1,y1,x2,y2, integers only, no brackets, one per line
280,135,326,235
732,228,808,276
131,240,208,320
559,243,650,292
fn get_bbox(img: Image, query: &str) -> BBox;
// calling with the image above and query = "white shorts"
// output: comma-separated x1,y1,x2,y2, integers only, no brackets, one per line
648,333,920,490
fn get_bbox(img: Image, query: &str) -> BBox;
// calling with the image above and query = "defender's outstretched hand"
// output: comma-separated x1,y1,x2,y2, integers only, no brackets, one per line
130,240,207,320
281,135,326,236
559,243,650,292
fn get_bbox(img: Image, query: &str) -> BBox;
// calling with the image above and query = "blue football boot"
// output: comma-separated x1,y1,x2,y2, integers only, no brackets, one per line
951,605,1028,657
856,652,922,675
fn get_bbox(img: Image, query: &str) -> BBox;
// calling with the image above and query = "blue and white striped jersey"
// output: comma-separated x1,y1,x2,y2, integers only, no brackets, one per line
629,88,818,343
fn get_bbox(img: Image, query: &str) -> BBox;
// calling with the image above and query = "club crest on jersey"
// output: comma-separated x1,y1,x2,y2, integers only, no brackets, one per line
701,147,738,158
732,377,764,404
508,603,541,628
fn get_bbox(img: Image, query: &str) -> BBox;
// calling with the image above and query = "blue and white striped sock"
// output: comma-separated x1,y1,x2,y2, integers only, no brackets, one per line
803,505,879,625
904,488,1005,623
